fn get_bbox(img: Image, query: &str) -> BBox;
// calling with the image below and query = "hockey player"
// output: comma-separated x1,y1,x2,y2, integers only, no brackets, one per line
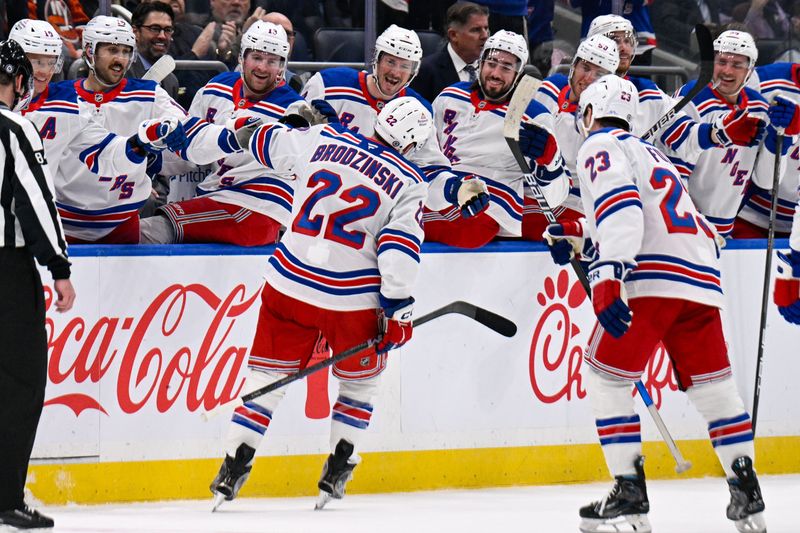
552,74,765,533
669,30,794,237
774,182,800,325
39,16,191,244
301,24,491,248
428,30,570,245
209,97,430,511
735,62,800,238
11,17,187,243
139,20,309,246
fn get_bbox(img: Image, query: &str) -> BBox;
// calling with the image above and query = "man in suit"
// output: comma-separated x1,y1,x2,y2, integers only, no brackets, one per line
411,2,489,102
130,1,180,99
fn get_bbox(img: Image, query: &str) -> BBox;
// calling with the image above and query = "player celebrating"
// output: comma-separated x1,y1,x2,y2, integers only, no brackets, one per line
37,16,190,243
552,75,765,533
428,30,570,245
735,62,800,238
139,20,309,246
209,97,430,511
302,24,490,246
669,30,793,238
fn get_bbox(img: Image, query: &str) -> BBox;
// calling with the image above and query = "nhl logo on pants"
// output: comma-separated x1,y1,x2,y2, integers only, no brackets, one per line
360,356,371,367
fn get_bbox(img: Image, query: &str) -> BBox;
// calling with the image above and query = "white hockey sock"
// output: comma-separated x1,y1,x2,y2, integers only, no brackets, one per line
139,215,175,244
330,376,381,464
686,378,754,478
224,369,289,458
586,367,642,477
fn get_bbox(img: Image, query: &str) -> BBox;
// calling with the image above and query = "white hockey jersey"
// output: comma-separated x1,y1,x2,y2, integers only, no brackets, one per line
431,81,569,236
739,63,800,233
578,127,723,308
301,67,454,212
249,122,427,311
667,82,778,236
186,71,305,225
47,78,187,240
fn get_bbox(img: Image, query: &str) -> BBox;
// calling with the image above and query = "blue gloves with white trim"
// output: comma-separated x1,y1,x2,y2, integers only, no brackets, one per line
588,260,635,338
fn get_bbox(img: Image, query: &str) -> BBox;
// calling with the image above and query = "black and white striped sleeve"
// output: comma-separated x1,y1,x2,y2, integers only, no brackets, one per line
1,112,70,279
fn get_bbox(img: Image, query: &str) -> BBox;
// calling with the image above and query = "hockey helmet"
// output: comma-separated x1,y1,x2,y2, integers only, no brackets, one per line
573,35,620,75
714,30,758,67
587,15,635,43
371,24,422,95
375,96,432,155
481,30,529,72
577,74,638,136
9,19,63,74
240,21,290,62
0,39,34,111
82,16,137,70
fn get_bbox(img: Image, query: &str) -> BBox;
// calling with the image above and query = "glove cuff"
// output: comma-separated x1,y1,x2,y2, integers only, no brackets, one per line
379,295,415,320
443,176,461,207
588,260,635,287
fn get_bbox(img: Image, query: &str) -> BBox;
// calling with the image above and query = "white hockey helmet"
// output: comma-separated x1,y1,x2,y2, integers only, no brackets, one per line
372,24,423,91
714,30,758,67
375,96,432,154
9,19,64,73
240,20,290,62
481,30,529,71
82,16,136,70
587,14,634,41
573,35,620,74
578,74,638,136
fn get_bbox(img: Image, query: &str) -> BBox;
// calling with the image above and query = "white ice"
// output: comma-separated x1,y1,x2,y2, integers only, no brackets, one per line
41,474,799,533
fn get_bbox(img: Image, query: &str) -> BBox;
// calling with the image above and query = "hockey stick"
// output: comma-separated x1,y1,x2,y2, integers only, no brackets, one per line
200,301,517,421
641,24,714,142
751,130,785,435
142,55,176,83
504,68,692,473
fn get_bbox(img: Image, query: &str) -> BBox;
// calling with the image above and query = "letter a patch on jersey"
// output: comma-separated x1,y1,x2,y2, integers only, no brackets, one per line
39,116,57,140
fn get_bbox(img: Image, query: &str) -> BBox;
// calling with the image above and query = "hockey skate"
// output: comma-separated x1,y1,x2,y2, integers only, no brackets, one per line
209,443,255,512
726,456,766,533
579,456,652,533
315,439,357,510
0,504,54,529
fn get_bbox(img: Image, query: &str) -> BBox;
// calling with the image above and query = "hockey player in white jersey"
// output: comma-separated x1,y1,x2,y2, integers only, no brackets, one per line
550,75,765,533
669,30,795,237
39,16,191,243
774,177,800,324
301,24,491,247
429,29,570,246
209,97,430,511
735,62,800,238
139,20,311,246
11,18,185,244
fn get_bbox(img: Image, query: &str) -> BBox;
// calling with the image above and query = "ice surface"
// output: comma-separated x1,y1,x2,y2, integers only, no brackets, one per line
43,474,799,533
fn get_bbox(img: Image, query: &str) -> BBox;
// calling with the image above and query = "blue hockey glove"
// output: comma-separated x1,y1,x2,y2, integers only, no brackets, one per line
310,99,340,124
135,118,189,153
774,250,800,325
444,174,490,218
543,218,587,266
712,109,766,147
588,260,635,338
768,95,800,135
519,122,558,166
225,116,263,149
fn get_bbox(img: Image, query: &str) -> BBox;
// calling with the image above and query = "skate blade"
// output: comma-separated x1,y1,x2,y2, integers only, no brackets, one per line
211,493,226,513
579,514,652,533
735,511,766,533
314,490,333,510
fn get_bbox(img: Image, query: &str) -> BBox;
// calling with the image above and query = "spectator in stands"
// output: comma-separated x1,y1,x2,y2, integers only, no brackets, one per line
527,0,555,76
650,0,728,56
193,0,249,68
474,0,527,35
731,0,792,40
406,0,456,31
411,2,489,102
130,2,181,98
571,0,657,65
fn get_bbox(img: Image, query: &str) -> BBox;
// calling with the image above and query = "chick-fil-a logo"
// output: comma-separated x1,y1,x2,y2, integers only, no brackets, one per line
529,270,678,407
41,283,332,418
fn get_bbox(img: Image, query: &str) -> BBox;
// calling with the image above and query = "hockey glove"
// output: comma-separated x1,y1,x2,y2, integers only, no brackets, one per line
444,174,490,218
519,122,558,166
225,116,263,150
712,109,766,147
543,218,587,266
297,99,340,126
376,296,414,354
135,118,188,153
767,95,800,135
588,260,634,338
774,250,800,325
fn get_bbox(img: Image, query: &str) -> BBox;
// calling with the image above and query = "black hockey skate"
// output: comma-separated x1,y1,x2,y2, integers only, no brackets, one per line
209,443,255,512
0,504,54,529
727,456,767,532
579,456,652,533
315,439,357,510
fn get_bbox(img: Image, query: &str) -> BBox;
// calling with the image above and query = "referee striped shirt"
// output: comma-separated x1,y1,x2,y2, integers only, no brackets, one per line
0,105,70,279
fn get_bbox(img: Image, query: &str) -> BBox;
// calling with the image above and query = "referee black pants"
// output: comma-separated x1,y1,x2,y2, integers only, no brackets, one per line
0,247,47,511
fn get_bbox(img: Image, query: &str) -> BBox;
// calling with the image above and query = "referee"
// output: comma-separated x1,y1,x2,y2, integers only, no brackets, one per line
0,39,75,530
